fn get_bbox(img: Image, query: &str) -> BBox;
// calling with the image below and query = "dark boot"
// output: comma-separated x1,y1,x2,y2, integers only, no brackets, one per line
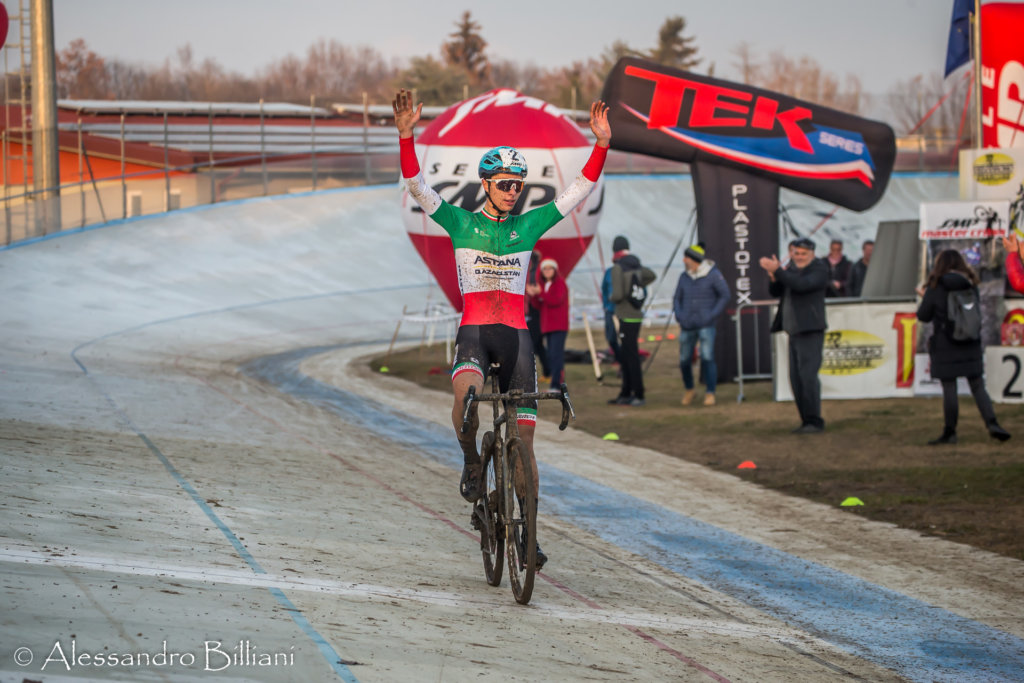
928,430,957,445
988,421,1011,442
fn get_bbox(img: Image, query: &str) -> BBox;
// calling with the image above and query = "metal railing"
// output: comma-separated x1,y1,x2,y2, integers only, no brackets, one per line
0,114,408,246
734,299,778,403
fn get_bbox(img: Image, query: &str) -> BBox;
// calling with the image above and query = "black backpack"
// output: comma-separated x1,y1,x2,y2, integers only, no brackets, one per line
946,288,981,342
626,269,648,309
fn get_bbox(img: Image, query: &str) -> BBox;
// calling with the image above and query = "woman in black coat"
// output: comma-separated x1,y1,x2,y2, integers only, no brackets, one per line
916,249,1011,444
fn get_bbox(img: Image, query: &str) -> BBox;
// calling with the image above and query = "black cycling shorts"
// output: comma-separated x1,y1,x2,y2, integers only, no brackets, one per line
452,324,538,422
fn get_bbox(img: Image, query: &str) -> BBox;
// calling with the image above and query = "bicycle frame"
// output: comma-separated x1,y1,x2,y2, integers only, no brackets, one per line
461,368,574,604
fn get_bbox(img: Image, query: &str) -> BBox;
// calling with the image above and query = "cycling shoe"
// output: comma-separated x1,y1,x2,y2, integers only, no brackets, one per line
459,461,483,502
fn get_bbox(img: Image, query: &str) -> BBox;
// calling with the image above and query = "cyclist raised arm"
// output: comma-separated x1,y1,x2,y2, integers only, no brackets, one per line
392,89,610,569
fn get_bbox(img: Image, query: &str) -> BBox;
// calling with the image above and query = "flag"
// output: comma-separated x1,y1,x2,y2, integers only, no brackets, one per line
945,0,972,77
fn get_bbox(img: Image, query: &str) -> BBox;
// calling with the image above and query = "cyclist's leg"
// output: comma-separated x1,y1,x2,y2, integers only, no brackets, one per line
451,326,488,502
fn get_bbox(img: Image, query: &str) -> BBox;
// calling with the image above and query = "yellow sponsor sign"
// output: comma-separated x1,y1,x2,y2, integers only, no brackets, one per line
973,152,1015,186
821,329,886,376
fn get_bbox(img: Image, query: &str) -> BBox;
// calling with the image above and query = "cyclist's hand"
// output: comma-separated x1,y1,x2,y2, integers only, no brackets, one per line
392,89,422,139
590,100,611,148
1003,233,1020,257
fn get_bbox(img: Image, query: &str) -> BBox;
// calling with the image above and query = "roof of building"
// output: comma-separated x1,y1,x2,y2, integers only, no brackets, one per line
57,100,333,118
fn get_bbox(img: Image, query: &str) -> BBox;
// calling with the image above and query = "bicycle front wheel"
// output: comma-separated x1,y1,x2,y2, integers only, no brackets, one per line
504,438,537,605
477,431,503,587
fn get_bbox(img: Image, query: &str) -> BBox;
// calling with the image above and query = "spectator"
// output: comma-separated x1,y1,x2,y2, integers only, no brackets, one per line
524,248,551,379
781,239,798,269
1004,234,1024,294
527,258,569,390
609,242,656,406
600,236,627,366
915,249,1011,444
759,237,828,433
672,243,730,406
846,239,874,298
825,239,852,297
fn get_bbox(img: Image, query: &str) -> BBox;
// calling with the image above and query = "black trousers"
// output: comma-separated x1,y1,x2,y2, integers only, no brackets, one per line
619,320,644,399
940,375,996,432
526,306,549,376
788,331,824,428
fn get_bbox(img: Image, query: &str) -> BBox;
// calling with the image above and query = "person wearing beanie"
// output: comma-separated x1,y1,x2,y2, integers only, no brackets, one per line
673,242,730,406
609,241,656,406
527,258,570,390
600,235,630,368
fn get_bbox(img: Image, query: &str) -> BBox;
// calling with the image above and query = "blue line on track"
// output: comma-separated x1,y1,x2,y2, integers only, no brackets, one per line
71,348,362,682
242,344,1024,683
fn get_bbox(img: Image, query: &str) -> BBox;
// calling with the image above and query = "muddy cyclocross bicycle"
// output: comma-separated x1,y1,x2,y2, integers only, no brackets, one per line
461,364,575,605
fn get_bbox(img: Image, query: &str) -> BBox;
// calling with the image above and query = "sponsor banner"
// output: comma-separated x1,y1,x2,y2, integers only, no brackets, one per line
692,161,778,382
400,89,604,311
986,346,1024,403
918,200,1010,240
774,302,918,400
980,3,1024,149
958,148,1024,200
601,57,896,211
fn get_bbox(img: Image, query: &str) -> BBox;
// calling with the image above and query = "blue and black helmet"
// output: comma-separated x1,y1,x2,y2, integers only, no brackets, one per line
478,146,528,179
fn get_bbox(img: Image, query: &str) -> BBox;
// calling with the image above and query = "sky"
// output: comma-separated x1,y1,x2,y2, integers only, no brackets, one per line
51,0,954,96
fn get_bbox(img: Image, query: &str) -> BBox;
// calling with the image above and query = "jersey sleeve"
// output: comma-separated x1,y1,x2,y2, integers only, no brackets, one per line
552,143,608,216
400,136,451,225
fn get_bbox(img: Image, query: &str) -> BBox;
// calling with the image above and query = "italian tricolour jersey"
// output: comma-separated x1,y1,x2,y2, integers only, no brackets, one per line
403,166,598,328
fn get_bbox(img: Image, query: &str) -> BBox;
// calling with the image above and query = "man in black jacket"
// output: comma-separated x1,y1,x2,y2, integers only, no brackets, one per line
846,239,873,298
759,237,829,433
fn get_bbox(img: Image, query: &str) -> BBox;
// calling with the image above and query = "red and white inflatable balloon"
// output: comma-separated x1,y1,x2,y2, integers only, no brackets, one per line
400,89,604,311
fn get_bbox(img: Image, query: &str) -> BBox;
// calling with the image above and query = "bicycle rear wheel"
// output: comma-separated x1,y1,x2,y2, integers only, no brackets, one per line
504,438,537,605
477,431,503,586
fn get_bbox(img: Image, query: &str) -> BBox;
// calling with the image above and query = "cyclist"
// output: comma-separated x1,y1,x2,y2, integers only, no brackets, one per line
392,89,611,568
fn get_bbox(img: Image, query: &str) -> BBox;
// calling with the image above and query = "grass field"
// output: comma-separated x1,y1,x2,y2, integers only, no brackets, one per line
372,331,1024,561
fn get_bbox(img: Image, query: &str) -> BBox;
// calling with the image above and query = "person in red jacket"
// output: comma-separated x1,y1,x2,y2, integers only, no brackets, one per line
1004,234,1024,294
526,258,570,390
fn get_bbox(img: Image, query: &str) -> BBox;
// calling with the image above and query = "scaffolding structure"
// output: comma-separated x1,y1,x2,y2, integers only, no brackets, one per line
2,0,31,243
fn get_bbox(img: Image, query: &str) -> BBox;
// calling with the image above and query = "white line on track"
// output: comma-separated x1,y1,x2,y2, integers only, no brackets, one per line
2,541,816,646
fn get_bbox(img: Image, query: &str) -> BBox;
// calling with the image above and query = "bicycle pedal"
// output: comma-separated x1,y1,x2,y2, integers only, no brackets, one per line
487,490,500,513
470,504,484,531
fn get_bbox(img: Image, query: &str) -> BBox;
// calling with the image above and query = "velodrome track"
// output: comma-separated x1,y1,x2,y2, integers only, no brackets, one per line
2,177,1023,682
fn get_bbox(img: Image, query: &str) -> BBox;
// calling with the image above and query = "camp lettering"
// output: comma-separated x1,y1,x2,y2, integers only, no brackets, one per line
938,207,1002,230
623,65,814,153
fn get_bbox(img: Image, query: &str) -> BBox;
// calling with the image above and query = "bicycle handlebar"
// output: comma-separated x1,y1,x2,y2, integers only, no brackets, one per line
460,384,576,432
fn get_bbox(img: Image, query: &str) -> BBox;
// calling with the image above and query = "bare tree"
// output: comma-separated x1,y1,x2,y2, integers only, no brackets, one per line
56,39,111,99
489,59,544,94
734,46,863,115
731,42,760,85
258,40,397,103
530,59,605,110
885,72,969,142
397,55,468,105
105,59,149,100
